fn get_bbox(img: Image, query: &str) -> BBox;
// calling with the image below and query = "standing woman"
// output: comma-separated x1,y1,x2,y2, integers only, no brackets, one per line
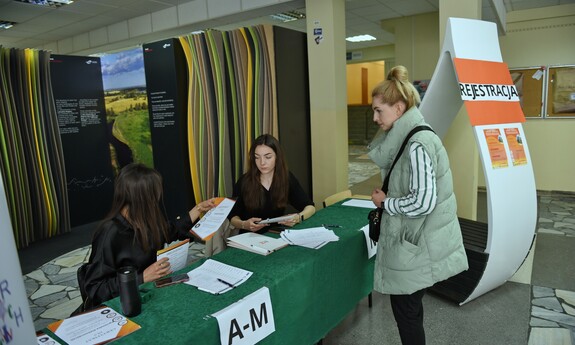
368,66,468,345
229,134,315,233
77,163,216,312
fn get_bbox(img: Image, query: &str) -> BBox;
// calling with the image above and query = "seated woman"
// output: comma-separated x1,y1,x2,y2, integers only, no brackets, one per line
229,134,315,233
75,163,216,313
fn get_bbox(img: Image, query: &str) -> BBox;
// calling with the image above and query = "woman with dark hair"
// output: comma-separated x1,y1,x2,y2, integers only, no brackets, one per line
78,163,216,311
228,134,315,233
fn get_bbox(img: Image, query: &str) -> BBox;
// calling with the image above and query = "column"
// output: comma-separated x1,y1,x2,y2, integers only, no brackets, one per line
305,0,348,206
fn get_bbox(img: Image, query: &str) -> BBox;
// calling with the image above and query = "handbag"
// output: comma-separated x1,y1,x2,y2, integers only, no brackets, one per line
368,125,434,242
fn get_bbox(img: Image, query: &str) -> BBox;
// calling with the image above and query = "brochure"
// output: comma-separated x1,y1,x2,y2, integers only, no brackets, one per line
157,239,190,272
47,306,140,345
190,197,235,240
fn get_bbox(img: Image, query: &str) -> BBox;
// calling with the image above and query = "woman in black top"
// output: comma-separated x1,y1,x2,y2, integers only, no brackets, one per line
228,134,315,233
78,163,216,311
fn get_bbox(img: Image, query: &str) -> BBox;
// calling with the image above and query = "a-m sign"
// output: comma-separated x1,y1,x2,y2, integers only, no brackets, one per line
213,287,276,345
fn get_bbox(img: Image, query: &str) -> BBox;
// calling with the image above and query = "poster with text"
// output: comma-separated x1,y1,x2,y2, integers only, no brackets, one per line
483,128,509,169
504,127,527,166
50,55,114,226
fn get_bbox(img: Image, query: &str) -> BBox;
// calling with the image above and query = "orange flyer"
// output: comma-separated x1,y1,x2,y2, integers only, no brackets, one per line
483,128,508,169
454,58,526,126
504,127,527,166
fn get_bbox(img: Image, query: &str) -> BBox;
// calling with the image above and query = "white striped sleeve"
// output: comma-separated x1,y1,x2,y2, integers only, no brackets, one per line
383,142,437,217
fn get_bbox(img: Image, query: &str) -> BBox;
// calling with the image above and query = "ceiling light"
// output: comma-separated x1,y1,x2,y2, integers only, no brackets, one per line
346,34,376,42
270,10,306,23
0,21,16,29
14,0,74,8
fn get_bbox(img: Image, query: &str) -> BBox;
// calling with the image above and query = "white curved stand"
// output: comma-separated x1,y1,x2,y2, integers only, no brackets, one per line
421,18,538,305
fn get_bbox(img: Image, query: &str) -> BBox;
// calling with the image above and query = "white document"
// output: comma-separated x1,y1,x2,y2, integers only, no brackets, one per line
213,287,275,345
185,259,253,295
359,224,378,259
157,239,189,272
47,307,140,345
227,232,289,255
191,198,236,240
280,227,339,249
256,214,296,224
341,199,377,209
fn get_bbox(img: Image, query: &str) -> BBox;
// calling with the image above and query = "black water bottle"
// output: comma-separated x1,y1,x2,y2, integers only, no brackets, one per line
118,266,141,317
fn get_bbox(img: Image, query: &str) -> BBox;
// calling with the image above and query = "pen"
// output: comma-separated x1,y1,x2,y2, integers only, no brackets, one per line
217,278,236,288
322,224,342,228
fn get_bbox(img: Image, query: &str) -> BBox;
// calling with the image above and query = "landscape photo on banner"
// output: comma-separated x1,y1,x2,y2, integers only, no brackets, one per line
100,47,153,173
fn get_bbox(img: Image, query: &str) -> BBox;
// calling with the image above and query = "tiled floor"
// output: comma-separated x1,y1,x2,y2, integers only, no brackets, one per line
22,146,575,344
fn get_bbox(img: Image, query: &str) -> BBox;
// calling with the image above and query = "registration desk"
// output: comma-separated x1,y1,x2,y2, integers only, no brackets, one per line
100,201,373,344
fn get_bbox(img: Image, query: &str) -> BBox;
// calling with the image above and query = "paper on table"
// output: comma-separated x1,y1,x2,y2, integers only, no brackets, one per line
191,198,235,240
47,306,140,345
341,199,377,209
280,227,339,249
185,259,253,295
157,239,189,272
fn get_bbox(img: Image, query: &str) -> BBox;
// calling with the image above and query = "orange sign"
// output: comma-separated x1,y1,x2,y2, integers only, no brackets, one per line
504,127,527,166
454,58,526,126
483,128,508,169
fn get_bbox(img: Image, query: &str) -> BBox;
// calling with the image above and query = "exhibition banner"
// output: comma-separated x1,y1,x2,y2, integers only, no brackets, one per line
50,55,114,227
143,39,194,219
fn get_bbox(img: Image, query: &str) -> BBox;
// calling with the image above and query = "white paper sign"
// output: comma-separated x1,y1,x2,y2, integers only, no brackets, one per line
213,287,275,345
359,225,377,259
0,174,37,345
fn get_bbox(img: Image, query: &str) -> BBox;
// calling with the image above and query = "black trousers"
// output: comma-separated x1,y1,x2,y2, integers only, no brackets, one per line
390,289,426,345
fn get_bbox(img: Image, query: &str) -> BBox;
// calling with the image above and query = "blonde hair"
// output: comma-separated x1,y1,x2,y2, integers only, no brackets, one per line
371,65,420,110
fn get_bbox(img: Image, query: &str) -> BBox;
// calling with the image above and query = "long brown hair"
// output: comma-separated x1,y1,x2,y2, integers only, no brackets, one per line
103,163,169,252
372,65,420,109
242,134,289,212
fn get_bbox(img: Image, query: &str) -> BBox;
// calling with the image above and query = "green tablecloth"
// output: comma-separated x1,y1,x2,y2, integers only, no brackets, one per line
58,200,374,345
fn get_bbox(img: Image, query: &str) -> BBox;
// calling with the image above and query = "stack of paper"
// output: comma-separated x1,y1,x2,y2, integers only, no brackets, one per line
185,259,252,295
227,232,289,255
280,227,339,249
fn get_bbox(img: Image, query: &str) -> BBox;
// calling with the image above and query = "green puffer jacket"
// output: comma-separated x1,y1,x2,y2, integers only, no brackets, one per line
368,106,468,295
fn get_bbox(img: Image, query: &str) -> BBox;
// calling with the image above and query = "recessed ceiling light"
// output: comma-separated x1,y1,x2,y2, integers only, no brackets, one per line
270,10,306,23
14,0,74,8
346,34,376,42
0,21,16,29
